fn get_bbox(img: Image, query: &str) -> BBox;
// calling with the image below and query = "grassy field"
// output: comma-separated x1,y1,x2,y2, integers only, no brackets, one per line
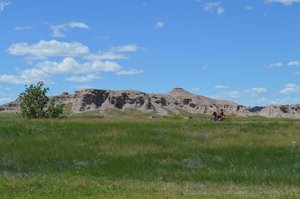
0,111,299,198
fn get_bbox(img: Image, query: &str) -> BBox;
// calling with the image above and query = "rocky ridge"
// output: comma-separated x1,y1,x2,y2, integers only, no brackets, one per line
52,88,248,116
1,88,300,118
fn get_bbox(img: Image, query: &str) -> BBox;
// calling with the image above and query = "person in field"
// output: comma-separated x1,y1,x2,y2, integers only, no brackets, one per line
218,109,225,121
211,112,218,122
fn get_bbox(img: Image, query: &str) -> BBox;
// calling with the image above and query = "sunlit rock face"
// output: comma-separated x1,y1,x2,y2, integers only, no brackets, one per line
52,88,250,116
2,88,300,118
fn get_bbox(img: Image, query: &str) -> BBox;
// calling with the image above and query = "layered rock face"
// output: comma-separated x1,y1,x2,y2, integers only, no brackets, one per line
2,88,300,118
52,88,249,116
0,99,21,111
257,104,300,119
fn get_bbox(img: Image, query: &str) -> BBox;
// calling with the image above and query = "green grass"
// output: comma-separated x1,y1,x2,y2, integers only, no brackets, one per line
0,112,299,198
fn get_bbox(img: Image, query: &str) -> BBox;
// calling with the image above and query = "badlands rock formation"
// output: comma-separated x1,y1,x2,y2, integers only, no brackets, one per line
1,88,300,118
0,99,21,112
52,88,249,116
257,104,300,118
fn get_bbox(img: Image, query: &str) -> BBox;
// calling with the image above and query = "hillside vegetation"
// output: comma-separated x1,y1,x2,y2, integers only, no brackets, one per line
0,112,299,198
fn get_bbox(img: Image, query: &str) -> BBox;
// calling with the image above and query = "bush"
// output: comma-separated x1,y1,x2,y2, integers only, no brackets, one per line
46,99,64,118
19,82,64,119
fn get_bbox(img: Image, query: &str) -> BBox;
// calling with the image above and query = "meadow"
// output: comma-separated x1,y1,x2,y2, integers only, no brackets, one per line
0,111,299,198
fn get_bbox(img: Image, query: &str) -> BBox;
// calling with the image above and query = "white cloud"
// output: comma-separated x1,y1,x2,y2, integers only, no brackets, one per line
0,66,50,84
4,40,143,84
87,60,122,72
0,74,23,84
264,0,300,6
8,40,141,61
288,61,300,66
0,58,124,84
35,58,82,74
67,22,89,29
66,73,100,82
15,26,34,31
0,1,10,12
20,67,49,81
204,2,221,11
225,91,242,99
84,44,141,61
116,69,144,76
244,87,267,97
269,97,300,105
248,87,267,93
266,62,283,68
191,88,200,92
245,5,254,10
84,52,128,61
8,40,89,59
214,91,242,99
217,7,225,14
212,86,267,101
50,22,89,38
204,2,224,14
280,84,300,94
111,44,140,52
215,85,229,89
155,21,164,29
292,72,300,74
35,58,121,74
257,98,268,103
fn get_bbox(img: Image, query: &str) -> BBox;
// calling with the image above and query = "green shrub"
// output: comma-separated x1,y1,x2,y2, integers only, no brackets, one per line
19,82,64,119
46,98,65,118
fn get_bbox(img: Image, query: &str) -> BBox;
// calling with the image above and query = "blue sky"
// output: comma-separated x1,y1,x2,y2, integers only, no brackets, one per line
1,0,300,106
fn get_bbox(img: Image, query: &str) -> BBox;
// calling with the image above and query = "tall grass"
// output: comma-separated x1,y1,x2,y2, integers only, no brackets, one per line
0,112,299,198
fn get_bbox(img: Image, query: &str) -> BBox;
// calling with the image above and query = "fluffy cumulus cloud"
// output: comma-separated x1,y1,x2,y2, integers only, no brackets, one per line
66,73,100,82
280,84,300,94
0,58,122,84
204,2,225,15
0,74,23,84
1,40,144,84
8,40,89,59
84,45,140,61
50,22,89,38
0,1,10,12
264,0,300,6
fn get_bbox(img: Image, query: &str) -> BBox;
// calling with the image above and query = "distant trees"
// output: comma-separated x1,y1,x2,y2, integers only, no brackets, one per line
19,82,64,119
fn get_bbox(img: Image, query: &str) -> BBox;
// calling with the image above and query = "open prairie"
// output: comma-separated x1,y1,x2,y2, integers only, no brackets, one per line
0,112,299,198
